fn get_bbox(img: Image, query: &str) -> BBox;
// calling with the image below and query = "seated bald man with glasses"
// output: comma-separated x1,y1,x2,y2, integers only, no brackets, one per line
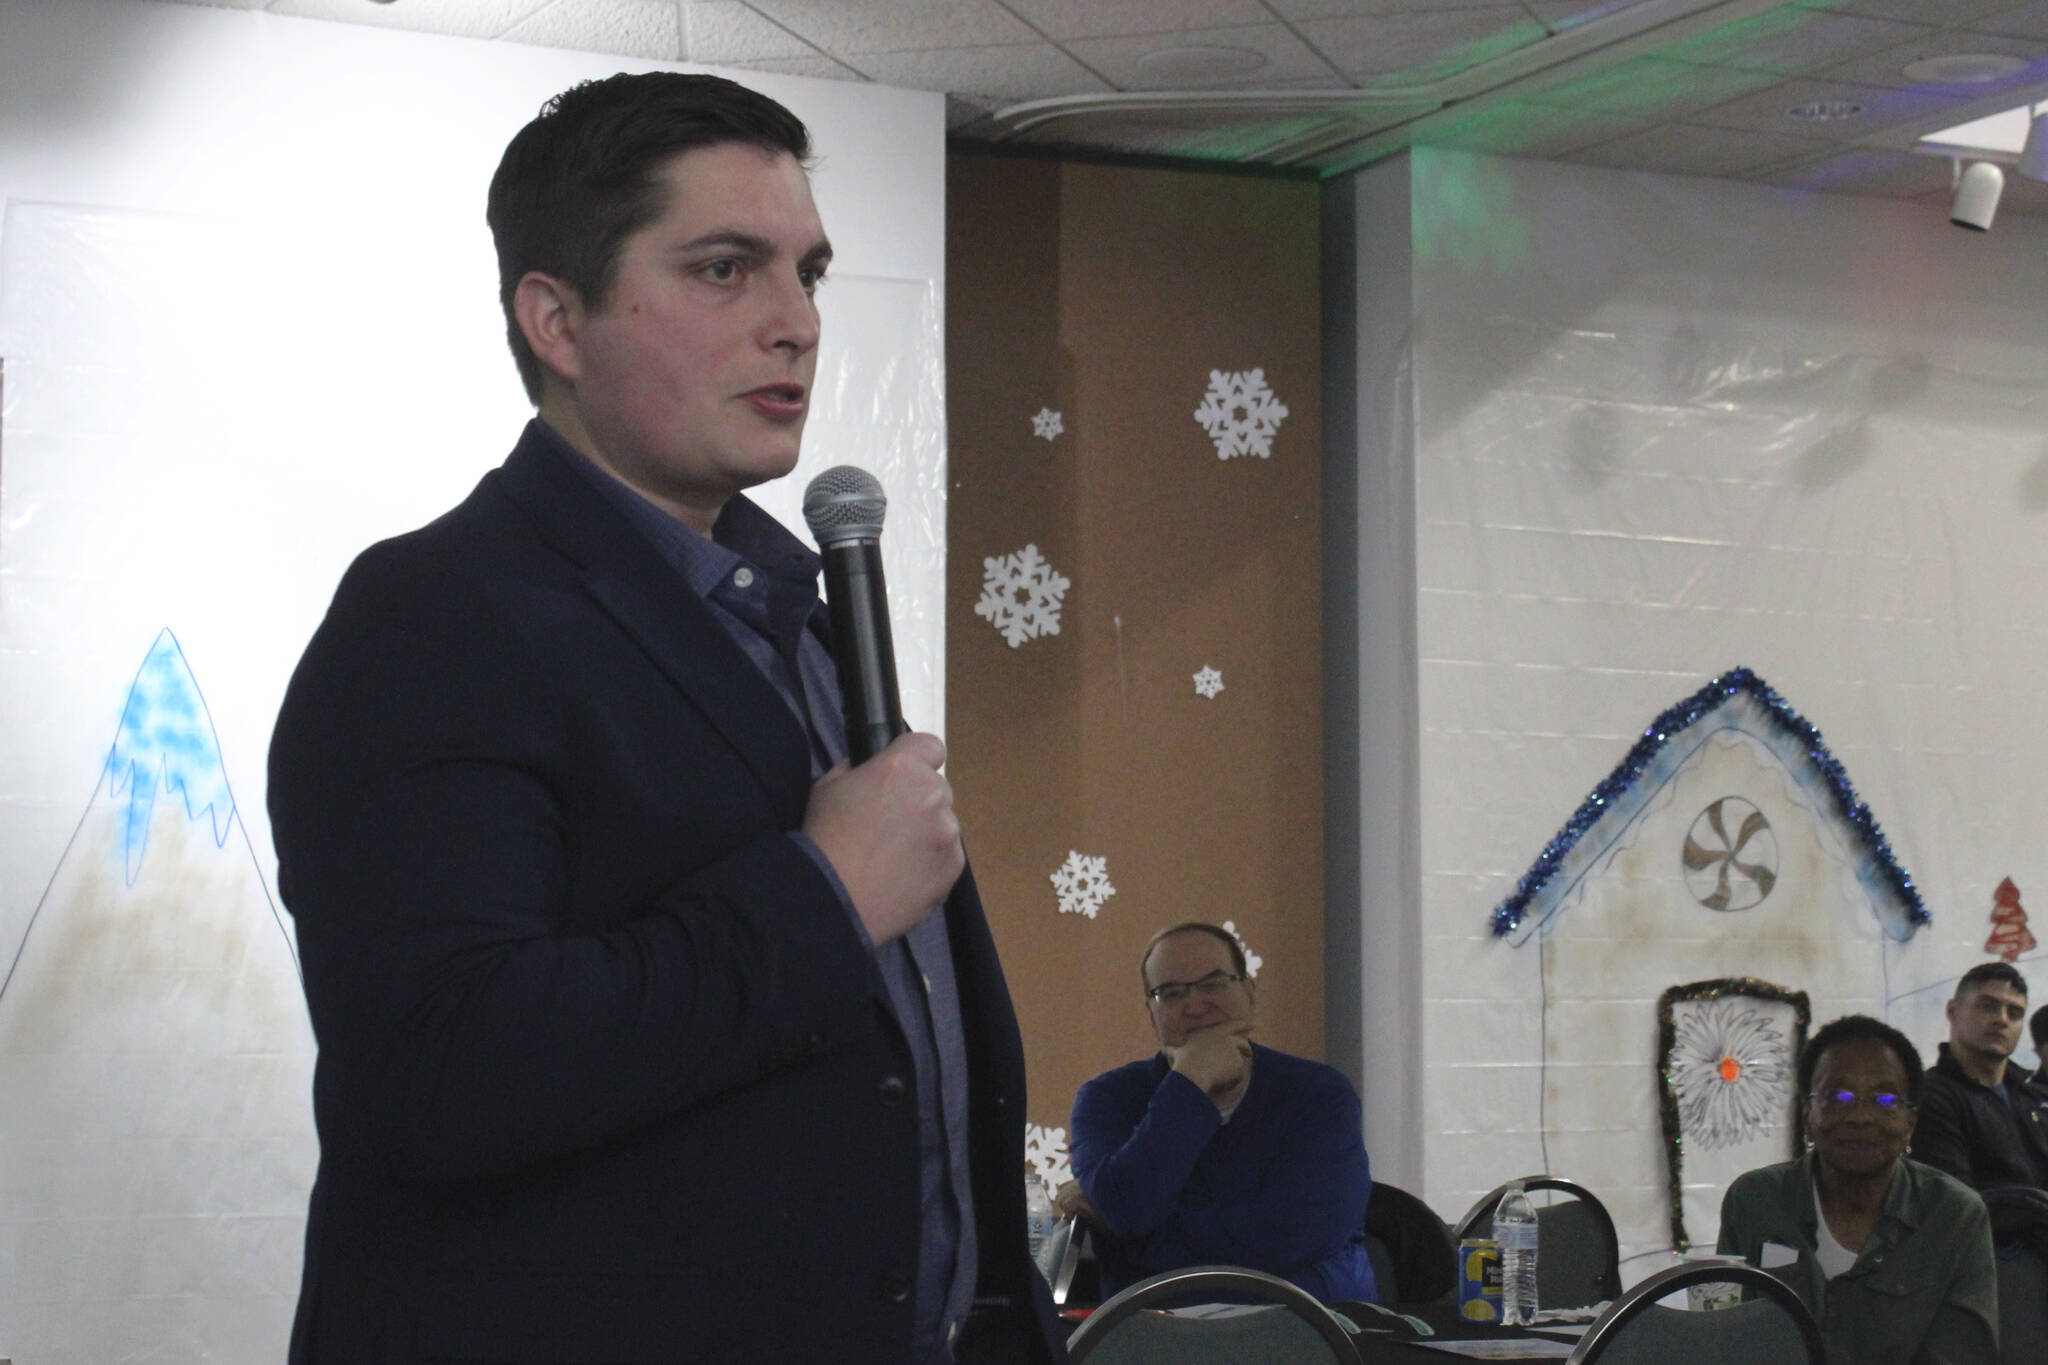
1053,922,1378,1302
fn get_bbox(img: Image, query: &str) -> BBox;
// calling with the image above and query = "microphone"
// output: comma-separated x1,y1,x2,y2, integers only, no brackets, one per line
802,466,907,764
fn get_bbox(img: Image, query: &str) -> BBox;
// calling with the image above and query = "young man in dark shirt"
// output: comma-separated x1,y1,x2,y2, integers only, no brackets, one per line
1916,962,2048,1191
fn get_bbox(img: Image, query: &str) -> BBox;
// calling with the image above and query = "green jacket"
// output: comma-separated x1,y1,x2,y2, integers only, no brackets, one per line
1717,1153,1997,1365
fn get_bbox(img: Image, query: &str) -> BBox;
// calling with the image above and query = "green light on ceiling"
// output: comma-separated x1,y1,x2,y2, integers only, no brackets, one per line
1411,147,1533,276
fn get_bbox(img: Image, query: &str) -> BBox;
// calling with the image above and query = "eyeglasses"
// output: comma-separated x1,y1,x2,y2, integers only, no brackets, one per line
1810,1089,1916,1117
1146,971,1244,1006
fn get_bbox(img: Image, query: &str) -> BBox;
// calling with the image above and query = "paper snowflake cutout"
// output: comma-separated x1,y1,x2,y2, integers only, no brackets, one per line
1051,850,1115,919
1670,998,1790,1152
1025,1123,1073,1190
1194,368,1289,460
1031,407,1064,441
974,543,1071,649
1221,919,1263,978
1193,666,1224,699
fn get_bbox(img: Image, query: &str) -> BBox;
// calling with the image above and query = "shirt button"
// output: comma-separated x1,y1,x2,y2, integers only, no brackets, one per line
733,567,755,589
880,1271,912,1303
878,1074,907,1106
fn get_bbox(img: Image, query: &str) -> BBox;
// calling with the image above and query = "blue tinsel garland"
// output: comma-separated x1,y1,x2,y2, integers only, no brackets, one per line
1489,666,1929,939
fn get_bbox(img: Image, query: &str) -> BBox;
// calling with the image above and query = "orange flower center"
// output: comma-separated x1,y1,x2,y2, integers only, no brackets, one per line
1719,1055,1741,1083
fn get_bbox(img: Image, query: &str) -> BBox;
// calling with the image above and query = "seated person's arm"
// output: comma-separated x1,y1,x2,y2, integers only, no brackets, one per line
1914,1196,1999,1365
1068,1065,1224,1239
1117,1070,1370,1275
1070,1060,1368,1274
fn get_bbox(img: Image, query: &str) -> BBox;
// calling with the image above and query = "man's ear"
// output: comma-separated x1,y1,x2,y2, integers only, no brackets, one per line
513,271,585,389
1946,997,1960,1029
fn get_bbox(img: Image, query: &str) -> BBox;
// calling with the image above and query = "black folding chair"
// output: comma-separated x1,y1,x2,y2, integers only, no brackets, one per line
1065,1265,1362,1365
1363,1180,1458,1306
1454,1176,1623,1310
1566,1262,1823,1364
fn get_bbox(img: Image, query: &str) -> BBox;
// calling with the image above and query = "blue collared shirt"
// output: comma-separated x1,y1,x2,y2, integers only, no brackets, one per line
536,420,976,1360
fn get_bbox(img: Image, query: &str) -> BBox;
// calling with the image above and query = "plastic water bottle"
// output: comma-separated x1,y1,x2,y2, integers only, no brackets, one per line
1025,1173,1057,1281
1494,1181,1539,1326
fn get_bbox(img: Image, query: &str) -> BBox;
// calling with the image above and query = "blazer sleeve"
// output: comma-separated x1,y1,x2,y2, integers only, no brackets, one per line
270,543,883,1185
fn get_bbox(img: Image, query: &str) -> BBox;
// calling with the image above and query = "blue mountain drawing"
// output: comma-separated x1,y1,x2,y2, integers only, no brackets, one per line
103,627,239,885
0,628,313,1363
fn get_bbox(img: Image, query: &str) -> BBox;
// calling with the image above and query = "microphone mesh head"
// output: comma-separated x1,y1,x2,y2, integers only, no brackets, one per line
802,465,887,545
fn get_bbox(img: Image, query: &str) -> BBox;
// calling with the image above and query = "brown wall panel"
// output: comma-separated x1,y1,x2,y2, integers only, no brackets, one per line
946,154,1324,1154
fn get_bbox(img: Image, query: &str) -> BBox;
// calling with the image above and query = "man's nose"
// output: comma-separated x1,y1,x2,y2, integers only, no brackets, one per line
761,269,820,355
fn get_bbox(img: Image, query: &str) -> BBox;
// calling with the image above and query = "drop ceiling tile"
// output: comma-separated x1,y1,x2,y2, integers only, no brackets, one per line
1820,29,2048,90
684,2,820,62
734,53,868,80
1563,120,1837,178
1657,9,1932,76
1967,2,2048,41
1802,0,2007,21
1263,0,1525,20
852,43,1110,101
1061,23,1344,89
1411,98,1654,158
742,0,1037,53
1791,0,2012,23
1295,8,1549,81
994,0,1274,41
1520,0,1653,28
1753,147,1959,196
501,0,682,61
1513,57,1782,118
266,0,553,37
1688,74,1958,136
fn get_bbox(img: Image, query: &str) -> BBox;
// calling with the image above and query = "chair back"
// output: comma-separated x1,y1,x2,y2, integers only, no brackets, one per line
1363,1180,1458,1306
1065,1265,1362,1365
1454,1176,1622,1308
1995,1242,2048,1365
1566,1262,1824,1365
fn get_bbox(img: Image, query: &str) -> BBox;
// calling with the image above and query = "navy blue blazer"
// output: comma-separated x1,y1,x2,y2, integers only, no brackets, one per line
269,423,1062,1363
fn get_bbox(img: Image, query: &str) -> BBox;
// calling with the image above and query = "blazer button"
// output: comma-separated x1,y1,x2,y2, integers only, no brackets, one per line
881,1271,912,1303
879,1074,908,1106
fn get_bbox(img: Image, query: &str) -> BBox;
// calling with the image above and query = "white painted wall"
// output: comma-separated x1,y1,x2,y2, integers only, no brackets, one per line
1331,146,2048,1276
0,2,946,1358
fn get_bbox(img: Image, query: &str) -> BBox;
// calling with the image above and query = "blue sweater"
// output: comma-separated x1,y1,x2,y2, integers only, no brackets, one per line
1070,1042,1377,1303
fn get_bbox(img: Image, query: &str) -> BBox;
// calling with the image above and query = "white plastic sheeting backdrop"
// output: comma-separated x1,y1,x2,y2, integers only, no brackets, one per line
1353,147,2048,1275
0,4,947,1360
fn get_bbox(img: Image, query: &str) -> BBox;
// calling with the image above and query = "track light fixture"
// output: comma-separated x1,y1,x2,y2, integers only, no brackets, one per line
2020,107,2048,184
1950,160,2003,231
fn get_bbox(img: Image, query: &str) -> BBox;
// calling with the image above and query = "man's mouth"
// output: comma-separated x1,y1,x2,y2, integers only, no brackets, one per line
742,384,806,420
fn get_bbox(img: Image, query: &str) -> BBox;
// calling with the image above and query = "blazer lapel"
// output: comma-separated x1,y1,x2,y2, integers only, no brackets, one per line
494,423,814,806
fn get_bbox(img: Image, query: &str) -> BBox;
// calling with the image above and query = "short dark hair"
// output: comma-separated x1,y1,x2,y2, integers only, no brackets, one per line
486,72,812,403
2032,1003,2048,1054
1798,1014,1925,1105
1954,961,2028,1001
1139,922,1248,988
